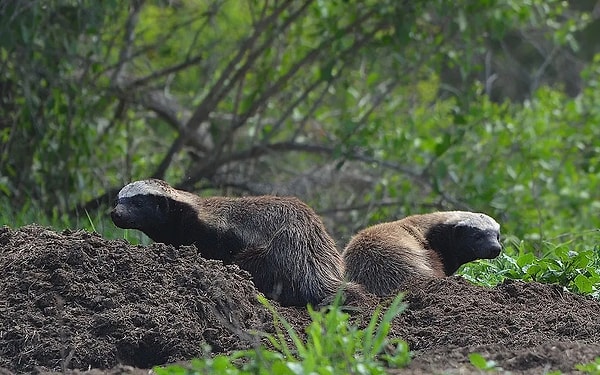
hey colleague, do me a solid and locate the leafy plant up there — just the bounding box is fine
[459,238,600,299]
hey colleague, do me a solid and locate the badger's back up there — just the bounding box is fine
[342,221,445,296]
[213,195,347,306]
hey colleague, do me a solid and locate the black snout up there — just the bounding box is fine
[481,240,502,259]
[474,229,503,259]
[489,242,502,258]
[110,205,129,228]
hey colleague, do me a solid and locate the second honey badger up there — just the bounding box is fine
[111,179,363,307]
[343,211,502,296]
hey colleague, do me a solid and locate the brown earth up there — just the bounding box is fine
[0,225,599,374]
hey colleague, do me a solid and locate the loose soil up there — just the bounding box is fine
[1,225,599,374]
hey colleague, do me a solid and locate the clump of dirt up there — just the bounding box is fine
[1,225,600,374]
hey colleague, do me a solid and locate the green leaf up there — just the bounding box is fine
[211,355,233,372]
[153,364,188,375]
[468,353,489,369]
[516,253,536,268]
[525,264,542,278]
[573,274,594,294]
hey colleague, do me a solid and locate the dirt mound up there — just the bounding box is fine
[0,225,272,373]
[392,277,600,373]
[1,225,599,374]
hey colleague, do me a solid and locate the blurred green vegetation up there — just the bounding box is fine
[1,0,599,294]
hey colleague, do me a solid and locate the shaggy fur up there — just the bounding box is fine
[342,211,502,296]
[111,179,362,307]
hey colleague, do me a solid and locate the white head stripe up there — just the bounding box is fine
[117,180,171,199]
[443,211,500,231]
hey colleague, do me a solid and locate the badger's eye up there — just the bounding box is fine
[474,232,485,240]
[131,197,144,208]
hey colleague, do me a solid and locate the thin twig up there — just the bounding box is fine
[127,55,203,88]
[110,0,145,88]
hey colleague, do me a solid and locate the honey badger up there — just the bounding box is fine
[342,211,502,296]
[110,179,358,307]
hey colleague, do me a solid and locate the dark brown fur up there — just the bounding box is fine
[111,179,365,307]
[342,211,502,296]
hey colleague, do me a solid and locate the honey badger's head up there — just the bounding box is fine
[449,211,502,259]
[425,211,502,275]
[111,179,173,234]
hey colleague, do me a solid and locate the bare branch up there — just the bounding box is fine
[175,15,405,188]
[229,9,379,133]
[96,11,211,82]
[222,0,316,103]
[127,55,203,89]
[110,0,145,88]
[186,1,300,129]
[101,98,126,136]
[152,1,310,176]
[175,138,474,211]
[294,74,345,140]
[151,137,183,179]
[179,140,423,191]
[269,79,329,140]
[137,91,185,130]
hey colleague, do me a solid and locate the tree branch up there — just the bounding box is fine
[110,0,145,88]
[151,1,311,177]
[187,1,300,129]
[127,54,203,89]
[229,9,379,133]
[179,140,423,191]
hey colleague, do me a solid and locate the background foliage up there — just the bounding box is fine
[1,0,600,281]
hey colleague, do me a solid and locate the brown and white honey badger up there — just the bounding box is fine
[111,179,363,307]
[342,211,502,296]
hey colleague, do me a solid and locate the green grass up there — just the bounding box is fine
[0,198,151,244]
[153,293,411,375]
[577,357,600,374]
